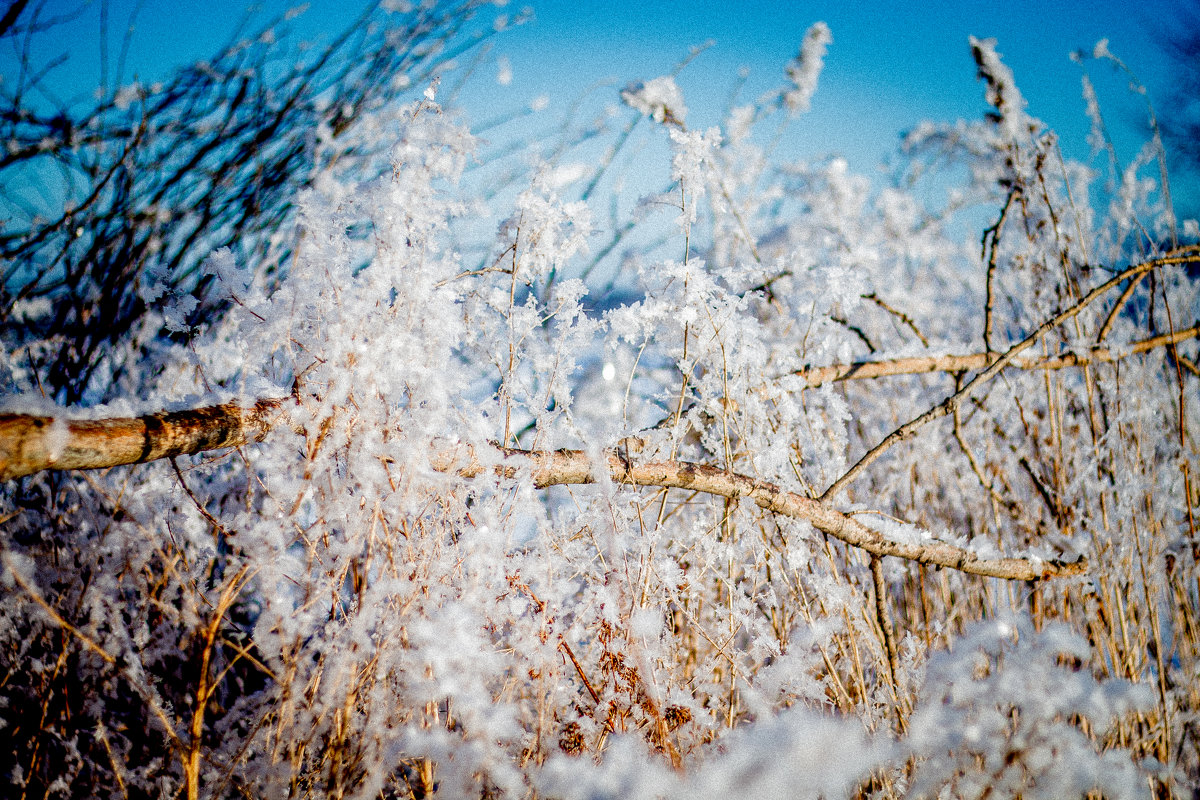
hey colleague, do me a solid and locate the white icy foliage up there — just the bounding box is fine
[499,171,592,285]
[540,710,878,800]
[1,28,1191,800]
[204,245,253,294]
[784,22,832,114]
[621,75,688,125]
[969,36,1031,143]
[906,619,1155,799]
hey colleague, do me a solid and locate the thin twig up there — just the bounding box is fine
[559,640,602,706]
[870,555,899,685]
[1095,270,1148,344]
[172,458,226,534]
[3,554,116,664]
[830,314,876,353]
[953,399,1005,506]
[863,292,929,347]
[793,320,1200,388]
[818,254,1195,503]
[981,188,1017,354]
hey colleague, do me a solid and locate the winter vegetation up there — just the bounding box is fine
[2,2,1199,798]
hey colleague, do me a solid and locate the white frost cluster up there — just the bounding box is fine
[621,75,687,125]
[784,22,832,114]
[204,245,253,294]
[906,619,1155,800]
[0,21,1191,800]
[969,35,1031,142]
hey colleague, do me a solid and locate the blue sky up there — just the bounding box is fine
[9,0,1197,213]
[491,0,1193,205]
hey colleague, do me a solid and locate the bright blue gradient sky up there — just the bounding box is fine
[492,0,1196,214]
[9,0,1197,213]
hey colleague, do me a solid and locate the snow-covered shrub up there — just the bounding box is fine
[905,618,1154,799]
[2,17,1198,800]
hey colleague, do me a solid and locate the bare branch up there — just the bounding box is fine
[0,0,30,39]
[819,252,1199,502]
[0,401,1083,581]
[794,320,1200,387]
[0,398,286,481]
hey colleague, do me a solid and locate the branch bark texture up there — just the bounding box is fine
[482,447,1085,581]
[794,323,1200,387]
[0,399,284,481]
[0,402,1085,581]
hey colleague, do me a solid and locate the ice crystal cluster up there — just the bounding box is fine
[1,17,1198,800]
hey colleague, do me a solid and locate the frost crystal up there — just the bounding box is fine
[970,36,1031,141]
[784,22,832,114]
[621,76,687,126]
[204,246,252,293]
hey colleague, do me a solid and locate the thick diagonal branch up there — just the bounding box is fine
[465,446,1084,581]
[1,402,1081,581]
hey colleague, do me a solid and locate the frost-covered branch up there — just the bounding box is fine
[0,398,286,481]
[820,251,1199,501]
[0,403,1084,580]
[483,446,1086,581]
[795,319,1200,387]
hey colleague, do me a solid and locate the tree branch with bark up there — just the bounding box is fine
[0,397,1085,581]
[6,252,1196,582]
